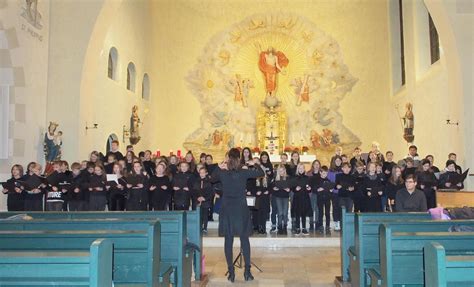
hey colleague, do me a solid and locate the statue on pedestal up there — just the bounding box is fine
[402,102,414,143]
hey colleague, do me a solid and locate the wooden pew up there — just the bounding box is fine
[436,190,474,208]
[347,212,430,287]
[373,225,474,287]
[0,238,113,287]
[340,209,355,282]
[0,219,176,287]
[0,212,196,287]
[0,209,203,281]
[424,242,474,287]
[353,216,474,287]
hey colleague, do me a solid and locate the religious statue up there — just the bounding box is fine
[291,74,311,106]
[130,105,141,145]
[43,122,62,163]
[402,102,414,143]
[258,46,289,97]
[229,74,253,107]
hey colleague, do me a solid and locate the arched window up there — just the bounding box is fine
[126,62,136,92]
[142,73,150,100]
[108,47,118,80]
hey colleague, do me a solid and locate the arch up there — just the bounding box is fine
[107,47,118,80]
[142,73,150,100]
[126,62,136,92]
[106,133,119,154]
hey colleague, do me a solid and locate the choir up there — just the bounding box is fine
[0,141,467,235]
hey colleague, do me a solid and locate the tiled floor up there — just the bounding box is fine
[194,247,340,287]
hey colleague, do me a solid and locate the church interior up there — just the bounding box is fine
[0,0,473,286]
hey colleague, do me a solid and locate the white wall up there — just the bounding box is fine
[385,0,464,168]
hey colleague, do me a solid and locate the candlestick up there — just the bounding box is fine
[177,149,182,158]
[169,150,173,156]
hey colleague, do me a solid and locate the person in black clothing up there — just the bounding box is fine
[205,154,218,221]
[45,168,68,211]
[245,166,259,232]
[23,163,46,211]
[271,165,291,235]
[124,151,136,174]
[104,153,116,175]
[402,158,417,179]
[288,151,300,232]
[185,151,197,174]
[448,153,462,174]
[106,140,124,161]
[313,166,335,234]
[439,160,464,190]
[416,159,438,209]
[292,163,312,235]
[307,160,321,231]
[382,151,396,179]
[257,152,273,234]
[336,162,356,213]
[395,174,427,212]
[168,155,179,176]
[106,163,127,211]
[193,167,214,232]
[142,150,156,176]
[68,162,88,211]
[172,161,193,210]
[362,162,385,212]
[88,164,107,211]
[350,147,366,170]
[149,163,171,211]
[1,164,25,211]
[425,155,440,173]
[126,161,149,211]
[384,165,404,212]
[211,148,264,282]
[330,156,343,230]
[269,154,290,232]
[351,162,366,212]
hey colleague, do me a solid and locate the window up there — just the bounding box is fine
[398,0,406,86]
[428,14,440,64]
[127,62,136,92]
[142,73,150,100]
[108,47,118,80]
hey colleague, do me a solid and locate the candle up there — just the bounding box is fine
[169,150,173,156]
[177,149,182,158]
[156,150,161,157]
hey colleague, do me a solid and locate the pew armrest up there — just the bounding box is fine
[367,268,382,287]
[348,246,357,261]
[185,242,201,258]
[159,263,175,285]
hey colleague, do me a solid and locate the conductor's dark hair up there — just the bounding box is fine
[227,148,241,171]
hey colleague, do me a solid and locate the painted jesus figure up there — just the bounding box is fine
[258,47,289,97]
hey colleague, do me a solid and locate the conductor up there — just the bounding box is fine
[212,148,264,282]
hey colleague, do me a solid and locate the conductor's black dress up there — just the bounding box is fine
[213,166,264,237]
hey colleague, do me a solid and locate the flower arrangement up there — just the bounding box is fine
[252,147,261,153]
[284,146,292,152]
[302,146,309,153]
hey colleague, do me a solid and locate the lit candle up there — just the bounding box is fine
[156,149,161,157]
[177,149,182,158]
[169,150,173,156]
